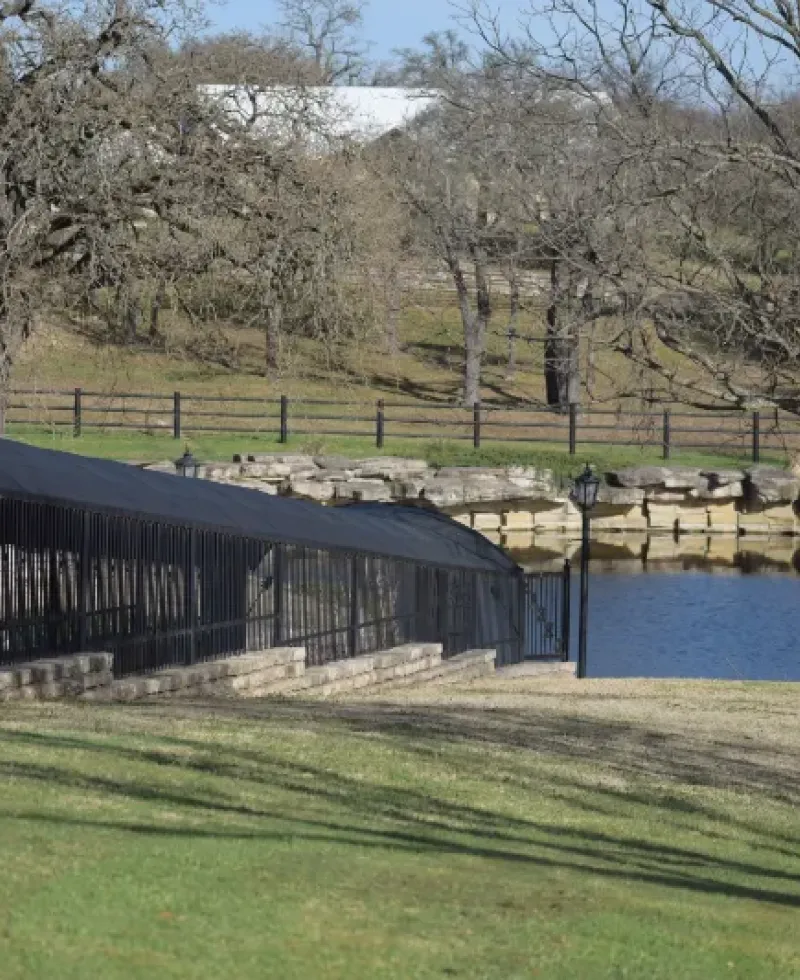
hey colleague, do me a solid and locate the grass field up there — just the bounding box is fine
[7,426,781,478]
[0,675,798,979]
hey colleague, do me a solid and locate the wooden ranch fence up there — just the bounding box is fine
[5,387,800,461]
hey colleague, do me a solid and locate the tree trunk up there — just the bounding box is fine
[0,348,9,437]
[265,302,282,374]
[149,279,167,343]
[384,272,401,355]
[544,258,580,411]
[506,275,520,379]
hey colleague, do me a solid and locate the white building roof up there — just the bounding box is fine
[199,85,439,147]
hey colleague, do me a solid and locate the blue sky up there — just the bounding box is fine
[208,0,528,61]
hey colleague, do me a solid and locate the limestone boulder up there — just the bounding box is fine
[242,453,318,469]
[595,486,645,506]
[334,479,393,503]
[313,455,359,475]
[356,457,429,479]
[608,465,705,491]
[745,467,800,505]
[396,479,465,508]
[434,467,505,483]
[198,462,242,481]
[701,468,746,489]
[239,461,292,479]
[289,479,335,502]
[140,461,179,475]
[691,482,744,500]
[233,479,279,495]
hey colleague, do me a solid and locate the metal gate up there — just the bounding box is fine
[522,562,571,661]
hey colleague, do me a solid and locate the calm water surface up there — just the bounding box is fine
[571,569,800,681]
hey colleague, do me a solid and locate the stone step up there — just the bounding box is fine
[253,646,445,700]
[373,649,496,692]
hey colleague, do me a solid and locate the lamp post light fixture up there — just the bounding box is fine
[570,463,600,679]
[174,448,199,478]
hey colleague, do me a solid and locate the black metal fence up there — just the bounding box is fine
[0,496,567,677]
[6,387,800,460]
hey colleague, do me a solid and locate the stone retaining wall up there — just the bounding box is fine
[137,454,800,540]
[0,652,113,701]
[0,644,499,703]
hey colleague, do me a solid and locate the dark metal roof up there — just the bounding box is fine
[0,439,518,574]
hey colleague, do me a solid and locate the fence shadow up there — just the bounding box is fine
[1,695,799,909]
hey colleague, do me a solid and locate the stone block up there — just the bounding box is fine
[472,511,502,532]
[0,670,16,692]
[644,489,689,503]
[739,502,797,534]
[705,536,739,563]
[646,502,679,531]
[590,503,648,532]
[706,501,739,533]
[88,653,114,673]
[12,666,34,687]
[449,512,471,526]
[35,681,66,700]
[502,530,535,552]
[645,535,677,560]
[502,509,535,532]
[676,503,710,532]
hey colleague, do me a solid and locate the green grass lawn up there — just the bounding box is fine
[0,676,798,979]
[6,427,783,480]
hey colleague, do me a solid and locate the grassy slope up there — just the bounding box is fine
[8,296,789,467]
[0,676,798,979]
[14,294,695,407]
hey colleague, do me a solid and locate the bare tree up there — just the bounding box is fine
[276,0,370,83]
[470,0,800,416]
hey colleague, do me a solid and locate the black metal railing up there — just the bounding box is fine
[0,496,568,678]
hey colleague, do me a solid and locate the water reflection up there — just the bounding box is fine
[504,533,800,681]
[505,532,800,577]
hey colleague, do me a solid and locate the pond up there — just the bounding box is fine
[508,541,800,682]
[571,567,800,681]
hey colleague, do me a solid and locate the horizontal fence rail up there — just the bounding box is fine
[5,387,800,460]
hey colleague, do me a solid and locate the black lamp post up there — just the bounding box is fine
[570,463,600,679]
[174,448,199,478]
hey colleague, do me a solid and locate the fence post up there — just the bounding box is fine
[568,403,577,455]
[347,556,360,658]
[752,410,760,464]
[437,569,449,654]
[517,570,528,665]
[73,387,82,438]
[173,391,181,440]
[187,528,197,666]
[376,399,385,449]
[78,511,91,650]
[561,558,571,663]
[473,400,481,449]
[279,395,289,444]
[272,545,284,647]
[662,409,671,460]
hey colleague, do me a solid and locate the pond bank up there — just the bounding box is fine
[139,452,800,539]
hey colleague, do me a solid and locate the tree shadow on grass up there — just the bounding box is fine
[1,700,799,909]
